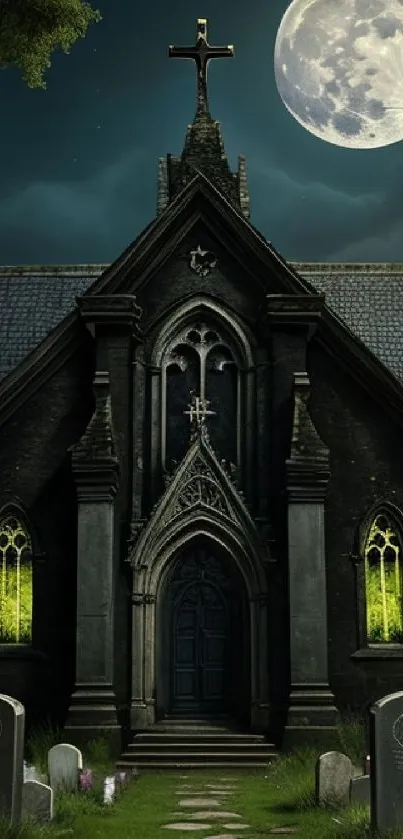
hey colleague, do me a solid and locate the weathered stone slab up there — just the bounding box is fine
[163,824,212,831]
[186,811,242,820]
[349,774,370,807]
[223,825,250,831]
[48,743,83,792]
[315,750,353,807]
[370,691,403,831]
[0,694,25,826]
[179,798,222,807]
[22,780,53,822]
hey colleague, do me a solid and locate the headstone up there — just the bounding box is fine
[349,775,370,807]
[370,690,403,831]
[315,751,353,807]
[0,694,25,825]
[23,762,46,783]
[22,780,53,822]
[48,743,83,793]
[103,775,116,804]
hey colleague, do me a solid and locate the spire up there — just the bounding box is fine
[169,18,234,118]
[157,18,250,218]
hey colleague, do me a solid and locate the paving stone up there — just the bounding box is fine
[179,798,222,807]
[207,784,238,790]
[185,812,243,820]
[223,825,250,831]
[163,824,212,831]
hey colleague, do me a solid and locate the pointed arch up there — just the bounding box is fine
[0,501,37,645]
[128,433,270,731]
[148,295,256,486]
[358,501,403,645]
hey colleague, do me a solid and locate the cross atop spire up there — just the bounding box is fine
[169,18,234,116]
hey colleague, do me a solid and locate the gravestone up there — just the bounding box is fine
[48,743,83,792]
[370,690,403,831]
[22,780,53,822]
[315,751,353,807]
[350,775,370,807]
[103,775,116,803]
[0,694,25,825]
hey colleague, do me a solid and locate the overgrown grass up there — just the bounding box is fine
[2,713,403,838]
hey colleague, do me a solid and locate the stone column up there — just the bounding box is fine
[283,372,339,749]
[65,372,121,754]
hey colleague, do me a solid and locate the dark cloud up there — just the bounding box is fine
[0,0,403,266]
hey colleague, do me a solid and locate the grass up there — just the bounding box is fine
[1,712,403,838]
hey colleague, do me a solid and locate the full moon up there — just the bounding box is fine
[274,0,403,149]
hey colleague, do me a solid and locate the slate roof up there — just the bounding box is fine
[1,262,403,386]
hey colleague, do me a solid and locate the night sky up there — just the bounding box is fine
[0,0,402,265]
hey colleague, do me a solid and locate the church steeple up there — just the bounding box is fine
[157,19,250,218]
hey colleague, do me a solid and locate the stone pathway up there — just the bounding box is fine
[161,776,251,836]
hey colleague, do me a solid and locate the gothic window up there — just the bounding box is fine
[364,512,403,644]
[0,512,33,644]
[163,323,238,470]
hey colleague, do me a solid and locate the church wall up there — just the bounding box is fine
[307,338,403,711]
[0,344,94,728]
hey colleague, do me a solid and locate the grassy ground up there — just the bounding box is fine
[2,712,403,839]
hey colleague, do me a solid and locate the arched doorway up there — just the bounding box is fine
[158,538,249,722]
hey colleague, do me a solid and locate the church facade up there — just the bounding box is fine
[2,20,403,752]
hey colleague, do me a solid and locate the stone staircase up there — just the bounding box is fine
[116,717,279,771]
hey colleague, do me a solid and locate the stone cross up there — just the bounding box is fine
[169,18,234,114]
[184,392,216,438]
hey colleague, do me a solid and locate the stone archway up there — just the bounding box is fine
[129,512,270,733]
[157,536,250,724]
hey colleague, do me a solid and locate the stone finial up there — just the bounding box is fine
[157,157,169,215]
[237,155,250,219]
[290,372,329,461]
[286,372,330,501]
[70,372,119,464]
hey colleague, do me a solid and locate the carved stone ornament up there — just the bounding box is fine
[189,244,218,278]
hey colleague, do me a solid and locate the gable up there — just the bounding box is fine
[1,173,403,428]
[129,428,266,568]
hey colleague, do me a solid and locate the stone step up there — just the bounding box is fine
[126,742,272,753]
[116,759,273,771]
[119,749,278,762]
[132,733,266,743]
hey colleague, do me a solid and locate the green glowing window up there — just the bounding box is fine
[0,514,33,644]
[365,513,403,644]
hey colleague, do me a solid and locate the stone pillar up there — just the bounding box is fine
[65,372,121,754]
[283,371,339,749]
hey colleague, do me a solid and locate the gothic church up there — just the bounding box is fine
[1,19,403,755]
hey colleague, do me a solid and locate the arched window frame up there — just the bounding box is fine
[149,298,255,489]
[0,502,40,647]
[357,502,403,648]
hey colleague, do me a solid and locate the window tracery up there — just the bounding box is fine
[0,513,33,644]
[364,512,403,643]
[162,322,238,469]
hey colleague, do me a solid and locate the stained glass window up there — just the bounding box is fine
[0,514,33,644]
[364,513,403,643]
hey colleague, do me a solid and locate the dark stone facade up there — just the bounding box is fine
[2,25,403,748]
